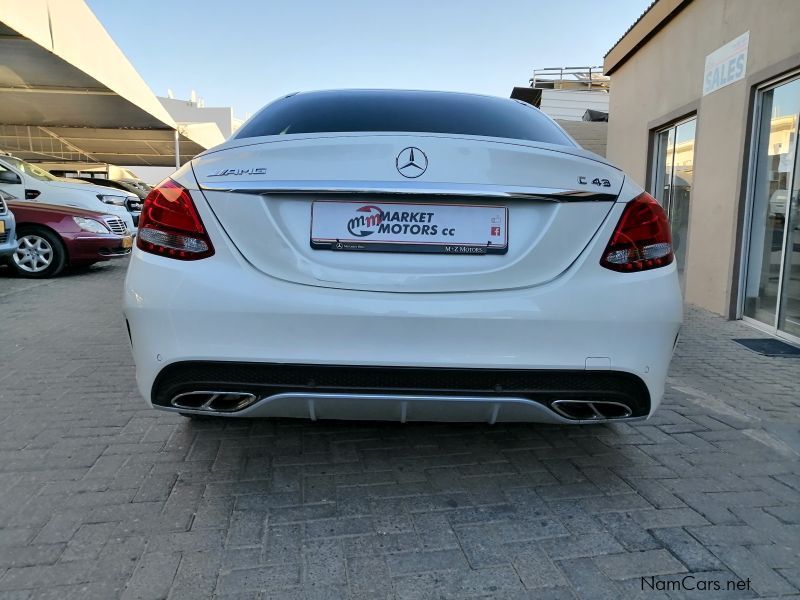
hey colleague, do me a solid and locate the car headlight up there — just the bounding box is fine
[97,194,127,206]
[73,216,110,234]
[126,196,142,211]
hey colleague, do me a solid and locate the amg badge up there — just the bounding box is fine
[207,167,267,177]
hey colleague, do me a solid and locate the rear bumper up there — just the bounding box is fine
[124,241,683,422]
[151,361,650,424]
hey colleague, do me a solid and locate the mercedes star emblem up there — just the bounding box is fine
[396,147,428,178]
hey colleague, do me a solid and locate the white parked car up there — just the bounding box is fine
[124,90,682,424]
[0,155,135,233]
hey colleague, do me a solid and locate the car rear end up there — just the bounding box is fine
[124,90,682,424]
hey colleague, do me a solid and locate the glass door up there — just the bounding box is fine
[652,117,696,289]
[778,120,800,337]
[743,77,800,341]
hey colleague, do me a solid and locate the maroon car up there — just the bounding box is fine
[4,200,132,278]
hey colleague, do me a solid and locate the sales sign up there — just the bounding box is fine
[703,31,749,96]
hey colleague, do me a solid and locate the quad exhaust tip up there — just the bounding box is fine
[170,391,257,413]
[551,399,633,421]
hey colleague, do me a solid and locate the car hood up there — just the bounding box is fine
[47,179,130,197]
[7,200,113,220]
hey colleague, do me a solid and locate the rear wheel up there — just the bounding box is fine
[10,227,66,279]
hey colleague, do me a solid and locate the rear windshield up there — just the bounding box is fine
[234,90,574,146]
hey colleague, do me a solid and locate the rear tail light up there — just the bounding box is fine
[600,192,673,272]
[136,178,214,260]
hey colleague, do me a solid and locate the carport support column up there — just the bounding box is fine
[174,128,180,169]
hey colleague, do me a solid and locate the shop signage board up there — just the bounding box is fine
[703,31,749,96]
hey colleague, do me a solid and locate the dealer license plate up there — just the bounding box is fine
[310,201,508,254]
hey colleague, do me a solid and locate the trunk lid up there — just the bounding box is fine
[193,134,623,293]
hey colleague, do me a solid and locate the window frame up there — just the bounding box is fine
[737,67,800,344]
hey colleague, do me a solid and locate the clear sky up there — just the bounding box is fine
[87,0,651,119]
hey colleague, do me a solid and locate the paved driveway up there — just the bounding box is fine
[0,260,798,599]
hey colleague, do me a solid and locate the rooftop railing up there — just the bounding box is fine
[530,66,610,91]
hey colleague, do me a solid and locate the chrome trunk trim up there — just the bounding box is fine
[197,180,618,202]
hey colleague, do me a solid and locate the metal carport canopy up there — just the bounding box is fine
[0,0,224,166]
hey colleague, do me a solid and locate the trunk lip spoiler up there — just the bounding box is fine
[194,132,621,171]
[196,180,618,202]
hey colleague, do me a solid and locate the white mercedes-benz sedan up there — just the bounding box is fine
[124,89,682,424]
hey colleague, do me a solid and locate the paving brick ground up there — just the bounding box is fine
[0,259,798,599]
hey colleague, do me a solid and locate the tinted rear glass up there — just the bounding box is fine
[234,90,574,145]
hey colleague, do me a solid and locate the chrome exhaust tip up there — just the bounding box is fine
[170,391,257,413]
[550,399,633,421]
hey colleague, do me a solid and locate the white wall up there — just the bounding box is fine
[539,90,609,121]
[126,165,174,185]
[159,97,237,138]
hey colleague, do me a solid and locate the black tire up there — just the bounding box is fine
[10,226,67,279]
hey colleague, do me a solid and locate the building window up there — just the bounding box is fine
[743,76,800,340]
[651,117,696,289]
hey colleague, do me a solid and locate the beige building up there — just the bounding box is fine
[604,0,800,344]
